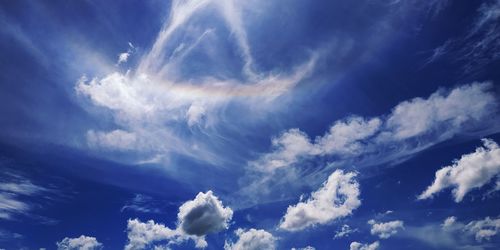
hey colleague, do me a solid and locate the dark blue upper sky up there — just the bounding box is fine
[1,0,500,249]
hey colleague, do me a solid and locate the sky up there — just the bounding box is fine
[0,0,500,249]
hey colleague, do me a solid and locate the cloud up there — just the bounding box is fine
[125,191,232,249]
[279,170,361,231]
[442,216,500,242]
[121,194,162,214]
[334,224,358,239]
[349,241,380,250]
[418,138,500,202]
[76,0,320,166]
[253,117,381,172]
[56,235,103,250]
[125,219,206,250]
[224,228,276,250]
[0,175,48,220]
[400,215,500,249]
[178,190,233,236]
[291,246,315,250]
[368,219,404,239]
[242,82,498,205]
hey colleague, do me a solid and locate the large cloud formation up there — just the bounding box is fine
[224,228,276,250]
[418,138,500,202]
[125,191,232,249]
[368,219,404,239]
[279,170,360,231]
[243,82,499,205]
[56,235,103,250]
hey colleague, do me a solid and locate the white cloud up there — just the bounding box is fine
[291,246,315,250]
[87,129,138,151]
[279,170,360,231]
[0,175,48,220]
[243,82,498,206]
[224,228,276,250]
[442,216,500,242]
[117,42,135,65]
[56,235,103,250]
[125,218,204,250]
[368,219,404,239]
[418,138,500,202]
[349,241,380,250]
[77,0,320,166]
[178,191,233,236]
[334,224,358,239]
[253,117,381,172]
[383,83,495,140]
[125,191,232,249]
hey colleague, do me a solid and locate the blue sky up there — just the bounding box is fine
[1,0,500,249]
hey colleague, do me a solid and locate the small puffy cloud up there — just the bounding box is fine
[349,241,380,250]
[279,170,361,231]
[178,191,233,236]
[117,42,135,65]
[224,228,276,250]
[418,138,500,202]
[334,224,358,239]
[368,219,404,239]
[125,191,232,249]
[56,235,103,250]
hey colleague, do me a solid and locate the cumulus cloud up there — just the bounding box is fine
[279,170,361,231]
[56,235,103,250]
[224,228,276,250]
[125,191,232,249]
[334,224,358,239]
[368,219,404,239]
[349,241,380,250]
[418,138,500,202]
[178,191,233,236]
[117,42,134,65]
[125,218,206,250]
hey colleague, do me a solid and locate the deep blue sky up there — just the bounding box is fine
[1,1,500,249]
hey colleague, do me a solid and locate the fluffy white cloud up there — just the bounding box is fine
[442,216,500,242]
[384,83,495,140]
[418,138,500,202]
[178,191,233,236]
[253,117,381,172]
[224,228,276,250]
[279,170,361,231]
[125,219,206,250]
[368,219,404,239]
[334,224,358,239]
[349,241,380,250]
[56,235,102,250]
[242,83,498,205]
[125,191,232,249]
[254,82,497,173]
